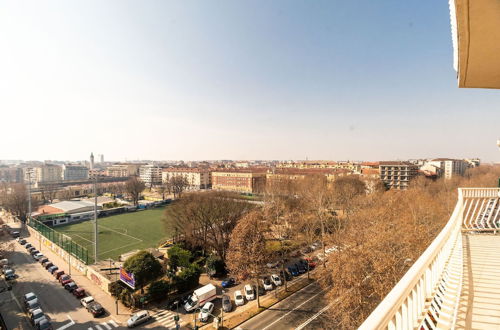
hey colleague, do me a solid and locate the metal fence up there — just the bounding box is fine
[28,218,90,264]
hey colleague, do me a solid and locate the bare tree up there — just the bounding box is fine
[125,176,146,206]
[39,183,59,203]
[226,210,268,307]
[163,191,252,263]
[170,176,189,199]
[1,183,35,222]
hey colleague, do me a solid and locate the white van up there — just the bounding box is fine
[184,284,217,312]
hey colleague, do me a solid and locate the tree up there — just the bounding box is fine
[39,183,59,203]
[0,183,35,222]
[170,176,189,199]
[125,176,145,206]
[148,280,170,302]
[167,245,192,273]
[226,210,268,307]
[332,176,366,221]
[164,191,252,264]
[123,250,163,288]
[173,264,202,293]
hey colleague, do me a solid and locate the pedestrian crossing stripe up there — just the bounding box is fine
[151,310,178,327]
[88,320,119,330]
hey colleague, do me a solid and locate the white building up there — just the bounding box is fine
[139,165,163,187]
[423,159,468,180]
[62,164,89,181]
[162,168,211,190]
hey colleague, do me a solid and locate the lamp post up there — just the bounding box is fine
[221,290,225,329]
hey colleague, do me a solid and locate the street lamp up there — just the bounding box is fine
[221,290,225,329]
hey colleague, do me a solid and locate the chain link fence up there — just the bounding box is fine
[28,218,89,264]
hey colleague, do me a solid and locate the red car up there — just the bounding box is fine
[59,275,72,285]
[304,257,317,269]
[73,288,86,298]
[54,270,65,280]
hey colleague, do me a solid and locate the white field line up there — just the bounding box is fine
[261,287,324,330]
[99,241,143,255]
[98,224,143,242]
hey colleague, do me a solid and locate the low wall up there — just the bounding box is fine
[26,225,113,295]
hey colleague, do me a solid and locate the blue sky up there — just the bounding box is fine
[1,1,499,162]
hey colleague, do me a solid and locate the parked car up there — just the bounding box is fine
[198,302,214,322]
[11,231,20,238]
[73,288,86,298]
[42,261,53,269]
[0,259,8,266]
[222,295,232,313]
[271,274,283,286]
[48,266,58,274]
[295,263,306,274]
[221,278,236,288]
[27,247,36,253]
[33,253,44,261]
[288,266,299,277]
[26,299,41,313]
[262,277,273,291]
[54,270,65,279]
[60,275,72,286]
[244,284,255,301]
[64,281,78,292]
[234,290,245,306]
[37,319,52,330]
[30,250,40,256]
[39,258,49,264]
[4,269,16,280]
[304,257,317,269]
[87,302,105,317]
[30,308,46,326]
[81,296,95,308]
[280,269,292,281]
[25,243,33,249]
[19,239,27,245]
[24,292,37,306]
[127,310,151,328]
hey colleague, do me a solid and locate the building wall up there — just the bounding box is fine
[35,165,63,183]
[62,165,89,181]
[212,171,266,193]
[379,163,419,190]
[0,166,23,183]
[161,168,211,189]
[139,165,163,187]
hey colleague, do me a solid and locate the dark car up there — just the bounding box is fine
[54,270,65,279]
[64,282,78,293]
[167,299,182,311]
[280,270,293,281]
[27,247,36,253]
[221,278,236,288]
[19,239,27,245]
[87,302,105,317]
[72,287,86,298]
[47,266,58,274]
[30,249,40,256]
[288,266,299,276]
[43,261,53,269]
[39,258,49,264]
[295,263,306,274]
[25,243,33,249]
[37,319,53,330]
[60,275,72,286]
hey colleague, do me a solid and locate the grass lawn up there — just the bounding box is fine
[55,207,171,262]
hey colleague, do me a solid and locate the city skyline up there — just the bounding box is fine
[1,1,499,162]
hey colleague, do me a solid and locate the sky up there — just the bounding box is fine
[1,1,499,162]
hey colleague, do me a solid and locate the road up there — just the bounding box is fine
[237,281,330,330]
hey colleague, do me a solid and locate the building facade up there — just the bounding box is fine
[423,159,468,180]
[139,165,163,187]
[0,166,23,183]
[34,165,63,183]
[106,164,140,177]
[379,162,419,190]
[212,170,266,194]
[161,168,211,189]
[62,164,89,181]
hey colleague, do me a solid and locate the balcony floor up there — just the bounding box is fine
[456,234,500,330]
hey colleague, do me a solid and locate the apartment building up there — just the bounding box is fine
[212,170,266,194]
[62,164,89,181]
[139,164,163,187]
[34,164,63,183]
[422,158,468,180]
[162,168,211,190]
[0,166,23,183]
[379,162,419,190]
[106,164,141,177]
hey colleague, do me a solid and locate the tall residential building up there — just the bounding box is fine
[139,165,163,187]
[34,164,63,183]
[0,166,23,183]
[379,162,419,190]
[162,168,211,190]
[212,170,266,194]
[106,164,140,177]
[423,159,468,180]
[62,164,89,181]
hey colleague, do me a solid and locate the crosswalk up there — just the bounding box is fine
[151,309,179,329]
[88,319,119,330]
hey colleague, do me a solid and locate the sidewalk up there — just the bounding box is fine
[18,222,132,325]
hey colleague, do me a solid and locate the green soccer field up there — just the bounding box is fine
[55,207,171,262]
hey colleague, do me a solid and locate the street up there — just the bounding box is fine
[236,281,330,330]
